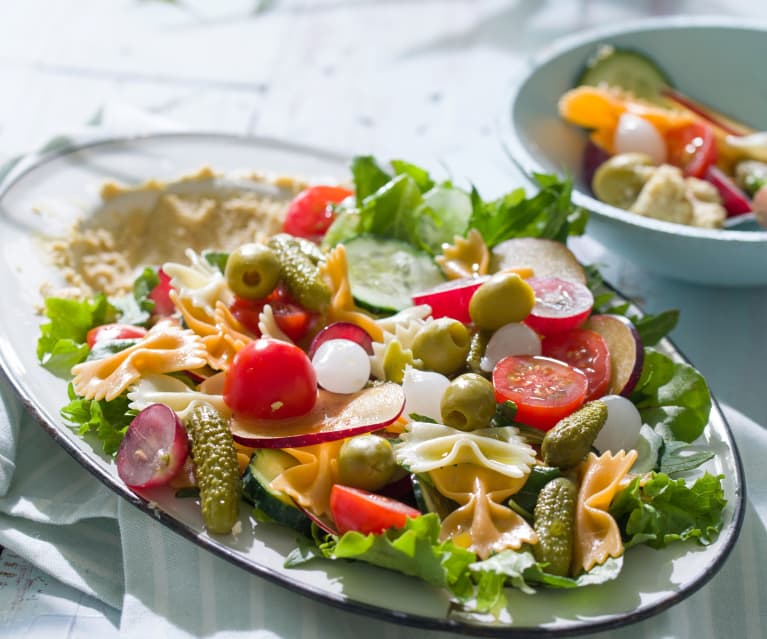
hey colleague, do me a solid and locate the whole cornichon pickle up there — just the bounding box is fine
[266,233,331,312]
[186,402,242,534]
[541,400,607,468]
[533,476,577,576]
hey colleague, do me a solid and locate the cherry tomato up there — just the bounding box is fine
[223,339,317,419]
[666,122,717,178]
[282,185,354,242]
[149,268,176,316]
[541,329,611,401]
[230,286,314,343]
[523,277,593,336]
[330,484,421,535]
[492,355,588,431]
[86,323,148,348]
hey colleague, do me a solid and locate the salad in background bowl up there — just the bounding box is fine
[503,17,767,286]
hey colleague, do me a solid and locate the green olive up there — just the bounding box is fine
[337,434,396,491]
[469,272,535,331]
[440,373,496,431]
[411,318,471,376]
[225,243,281,299]
[592,152,655,209]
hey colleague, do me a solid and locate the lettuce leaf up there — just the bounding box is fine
[59,384,134,455]
[36,294,118,377]
[609,472,726,549]
[630,349,712,443]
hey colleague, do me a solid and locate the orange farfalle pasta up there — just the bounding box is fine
[435,229,490,280]
[172,290,253,370]
[320,245,383,342]
[71,320,207,401]
[429,464,535,559]
[572,449,638,574]
[270,440,344,518]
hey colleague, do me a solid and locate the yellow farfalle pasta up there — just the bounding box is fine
[430,464,535,559]
[270,440,344,518]
[71,320,207,401]
[572,449,638,574]
[172,291,252,370]
[435,229,490,280]
[320,245,383,342]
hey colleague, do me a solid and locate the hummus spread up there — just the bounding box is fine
[49,168,310,298]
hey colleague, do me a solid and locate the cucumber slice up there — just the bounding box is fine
[342,235,445,313]
[577,45,671,101]
[242,449,312,535]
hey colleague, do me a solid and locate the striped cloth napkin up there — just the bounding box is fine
[1,112,765,637]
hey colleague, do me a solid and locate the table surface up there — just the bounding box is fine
[1,0,766,636]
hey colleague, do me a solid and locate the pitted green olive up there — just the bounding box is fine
[337,434,396,491]
[592,152,655,209]
[440,373,496,431]
[411,318,471,376]
[469,272,535,330]
[225,243,281,300]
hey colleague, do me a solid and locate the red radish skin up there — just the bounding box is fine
[585,314,644,397]
[308,322,374,358]
[116,404,189,489]
[149,269,176,316]
[230,383,405,448]
[704,166,752,217]
[412,277,488,324]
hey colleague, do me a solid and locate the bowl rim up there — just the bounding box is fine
[501,14,767,243]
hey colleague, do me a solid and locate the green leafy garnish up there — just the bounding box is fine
[36,294,118,377]
[610,472,726,549]
[60,384,135,455]
[132,267,159,315]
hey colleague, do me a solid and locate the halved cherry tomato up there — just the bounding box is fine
[149,268,176,316]
[282,185,354,242]
[666,122,717,178]
[230,286,314,343]
[223,338,317,420]
[330,484,421,535]
[541,329,611,401]
[523,277,593,337]
[492,355,588,431]
[86,323,148,348]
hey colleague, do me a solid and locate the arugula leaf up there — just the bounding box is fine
[390,159,435,193]
[631,349,712,443]
[610,472,726,549]
[36,294,118,377]
[658,440,715,475]
[358,173,423,242]
[60,384,134,455]
[633,309,680,347]
[203,250,229,273]
[351,155,392,203]
[132,266,159,315]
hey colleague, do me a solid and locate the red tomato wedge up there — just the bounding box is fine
[224,339,317,420]
[492,355,588,431]
[523,277,594,336]
[87,323,148,348]
[666,122,717,179]
[149,268,176,316]
[282,185,354,242]
[541,329,611,401]
[330,484,421,535]
[230,286,314,343]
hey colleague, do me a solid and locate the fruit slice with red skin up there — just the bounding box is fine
[584,314,644,396]
[412,276,488,324]
[230,382,405,448]
[492,355,588,431]
[308,321,374,359]
[330,484,421,535]
[116,404,189,489]
[87,323,148,348]
[704,166,752,217]
[542,328,612,401]
[149,269,176,316]
[524,277,594,336]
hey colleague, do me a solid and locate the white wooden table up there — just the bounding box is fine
[2,1,766,635]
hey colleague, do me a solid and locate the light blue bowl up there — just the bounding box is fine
[503,17,767,286]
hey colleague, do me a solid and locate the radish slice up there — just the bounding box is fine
[585,314,644,397]
[116,403,189,489]
[312,339,371,394]
[230,383,405,448]
[524,277,594,336]
[593,395,643,454]
[308,321,374,358]
[480,323,541,372]
[411,277,488,324]
[704,166,752,217]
